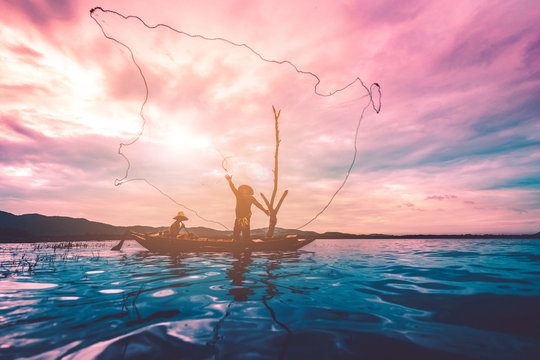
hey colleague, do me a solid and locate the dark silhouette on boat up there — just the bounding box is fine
[125,230,316,253]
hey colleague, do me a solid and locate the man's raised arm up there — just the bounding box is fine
[225,174,237,195]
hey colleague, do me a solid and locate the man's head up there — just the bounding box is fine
[238,185,254,195]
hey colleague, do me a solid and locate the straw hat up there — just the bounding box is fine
[238,185,254,195]
[173,211,189,221]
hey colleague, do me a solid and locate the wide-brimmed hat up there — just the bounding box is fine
[173,211,188,221]
[238,185,254,195]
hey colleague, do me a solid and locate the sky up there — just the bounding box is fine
[1,0,539,234]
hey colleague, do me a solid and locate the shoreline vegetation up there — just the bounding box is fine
[1,210,539,243]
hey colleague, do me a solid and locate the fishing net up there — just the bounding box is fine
[90,7,381,230]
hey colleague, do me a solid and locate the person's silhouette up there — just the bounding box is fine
[225,175,269,243]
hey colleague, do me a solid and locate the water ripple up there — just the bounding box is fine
[0,239,539,359]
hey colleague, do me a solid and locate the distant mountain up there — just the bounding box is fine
[0,226,35,241]
[1,211,539,242]
[0,211,124,237]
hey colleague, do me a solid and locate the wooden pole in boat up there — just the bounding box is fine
[261,105,288,238]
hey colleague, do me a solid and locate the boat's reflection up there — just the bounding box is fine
[213,250,310,359]
[225,250,308,300]
[125,248,313,358]
[226,251,254,301]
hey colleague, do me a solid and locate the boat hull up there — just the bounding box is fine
[129,231,316,253]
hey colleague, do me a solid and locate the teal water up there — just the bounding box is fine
[1,239,539,359]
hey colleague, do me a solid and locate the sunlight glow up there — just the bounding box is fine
[4,166,33,177]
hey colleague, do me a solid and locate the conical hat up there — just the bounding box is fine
[238,185,254,195]
[173,211,188,221]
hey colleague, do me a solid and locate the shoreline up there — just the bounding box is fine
[1,233,539,243]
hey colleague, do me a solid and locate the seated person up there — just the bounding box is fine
[168,211,193,239]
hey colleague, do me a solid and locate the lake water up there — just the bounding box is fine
[1,239,539,359]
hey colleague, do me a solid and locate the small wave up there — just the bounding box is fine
[425,250,480,258]
[99,289,124,294]
[0,280,58,291]
[65,322,215,359]
[152,289,175,297]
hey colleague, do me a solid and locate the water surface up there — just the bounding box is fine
[1,239,539,359]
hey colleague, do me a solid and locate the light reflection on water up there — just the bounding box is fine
[0,239,539,359]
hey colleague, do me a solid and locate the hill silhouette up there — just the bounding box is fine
[0,210,538,242]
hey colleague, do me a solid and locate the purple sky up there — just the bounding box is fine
[1,0,539,234]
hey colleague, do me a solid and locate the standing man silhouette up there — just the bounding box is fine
[225,175,269,243]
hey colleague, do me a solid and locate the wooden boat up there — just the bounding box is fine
[128,231,316,253]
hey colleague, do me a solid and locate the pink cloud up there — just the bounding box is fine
[0,84,52,103]
[1,115,46,141]
[1,0,77,28]
[425,195,457,201]
[8,43,43,58]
